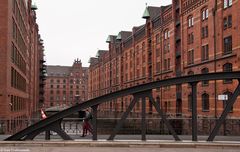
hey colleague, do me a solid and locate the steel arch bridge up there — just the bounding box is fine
[5,71,240,141]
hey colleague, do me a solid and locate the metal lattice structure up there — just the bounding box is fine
[5,72,240,141]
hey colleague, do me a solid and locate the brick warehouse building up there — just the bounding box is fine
[88,0,240,134]
[0,0,46,134]
[44,59,88,108]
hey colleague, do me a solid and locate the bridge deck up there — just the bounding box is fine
[0,140,240,152]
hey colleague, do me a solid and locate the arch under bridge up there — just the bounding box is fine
[5,71,240,142]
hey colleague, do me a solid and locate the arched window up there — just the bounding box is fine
[223,63,232,83]
[223,91,233,112]
[201,7,208,21]
[201,68,209,86]
[164,29,170,40]
[202,93,209,111]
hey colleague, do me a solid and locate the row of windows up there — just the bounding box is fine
[50,84,84,89]
[50,79,82,84]
[11,67,26,92]
[188,4,233,42]
[50,90,82,95]
[49,96,82,101]
[10,95,26,112]
[189,14,231,43]
[12,19,27,56]
[12,0,27,38]
[187,63,232,84]
[188,91,233,112]
[187,36,232,65]
[125,66,146,81]
[11,43,26,74]
[100,90,233,113]
[188,2,233,29]
[188,26,208,44]
[154,29,170,44]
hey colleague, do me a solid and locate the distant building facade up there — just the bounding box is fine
[88,0,240,124]
[44,59,88,108]
[0,0,46,134]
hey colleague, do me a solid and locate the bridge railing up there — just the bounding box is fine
[1,117,240,140]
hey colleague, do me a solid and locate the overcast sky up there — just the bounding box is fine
[36,0,172,67]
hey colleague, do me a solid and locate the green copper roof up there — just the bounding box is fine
[31,2,38,10]
[116,33,122,40]
[142,7,150,19]
[106,35,111,43]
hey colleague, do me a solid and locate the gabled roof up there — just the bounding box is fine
[106,35,117,43]
[96,50,108,57]
[142,6,161,19]
[116,31,132,41]
[46,65,71,77]
[88,57,98,64]
[142,5,172,20]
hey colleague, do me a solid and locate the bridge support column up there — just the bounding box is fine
[108,93,141,140]
[191,82,198,141]
[208,80,240,141]
[141,95,146,141]
[45,130,50,140]
[92,105,98,141]
[147,91,181,141]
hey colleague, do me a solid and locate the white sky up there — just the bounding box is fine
[36,0,172,67]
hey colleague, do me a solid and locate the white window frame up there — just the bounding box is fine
[206,9,209,19]
[224,0,228,8]
[202,10,205,20]
[229,0,232,6]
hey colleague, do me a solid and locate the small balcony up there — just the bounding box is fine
[175,4,180,10]
[39,82,46,87]
[175,20,180,26]
[39,90,45,94]
[175,36,181,42]
[176,70,181,77]
[176,91,182,100]
[176,50,181,58]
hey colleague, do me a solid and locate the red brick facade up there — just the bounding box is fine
[0,0,45,134]
[88,0,240,119]
[44,59,88,108]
